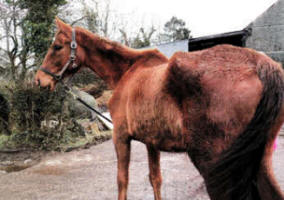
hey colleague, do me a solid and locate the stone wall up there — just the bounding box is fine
[246,0,284,64]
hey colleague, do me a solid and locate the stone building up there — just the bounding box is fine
[187,0,284,65]
[246,0,284,64]
[146,0,284,64]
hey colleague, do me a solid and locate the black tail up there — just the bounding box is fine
[207,61,284,200]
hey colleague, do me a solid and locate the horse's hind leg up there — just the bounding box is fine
[147,145,162,200]
[257,117,284,200]
[114,136,131,200]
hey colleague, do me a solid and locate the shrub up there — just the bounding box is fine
[72,68,107,89]
[0,67,109,150]
[0,93,10,135]
[0,81,85,150]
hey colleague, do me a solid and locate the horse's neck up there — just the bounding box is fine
[76,28,168,88]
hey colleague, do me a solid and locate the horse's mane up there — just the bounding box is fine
[75,27,167,63]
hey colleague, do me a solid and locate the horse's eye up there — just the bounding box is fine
[53,45,63,51]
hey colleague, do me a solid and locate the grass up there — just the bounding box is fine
[0,135,10,150]
[0,130,112,152]
[59,130,112,152]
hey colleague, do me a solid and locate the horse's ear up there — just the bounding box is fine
[55,17,72,34]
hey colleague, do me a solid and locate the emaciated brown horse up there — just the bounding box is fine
[35,18,284,200]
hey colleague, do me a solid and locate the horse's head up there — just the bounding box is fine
[35,18,85,90]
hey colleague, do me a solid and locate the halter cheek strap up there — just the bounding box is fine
[38,29,113,125]
[39,28,78,81]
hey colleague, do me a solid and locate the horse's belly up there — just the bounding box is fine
[131,123,188,152]
[155,138,188,152]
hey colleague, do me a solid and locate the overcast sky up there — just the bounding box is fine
[110,0,277,37]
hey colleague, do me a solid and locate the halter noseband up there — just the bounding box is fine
[39,28,78,81]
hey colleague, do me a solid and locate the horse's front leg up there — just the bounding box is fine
[147,145,162,200]
[114,136,131,200]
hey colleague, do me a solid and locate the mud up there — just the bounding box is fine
[0,150,46,173]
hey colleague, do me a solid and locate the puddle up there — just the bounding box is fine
[33,165,67,175]
[0,160,39,173]
[0,165,30,173]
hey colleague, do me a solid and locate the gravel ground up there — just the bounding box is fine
[0,135,283,200]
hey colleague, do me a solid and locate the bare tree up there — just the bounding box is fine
[119,28,130,46]
[68,0,118,39]
[0,0,33,81]
[59,0,160,48]
[100,0,110,37]
[119,25,157,48]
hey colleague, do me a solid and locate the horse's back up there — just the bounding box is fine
[167,45,283,134]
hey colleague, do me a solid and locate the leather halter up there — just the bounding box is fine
[38,28,113,124]
[39,28,78,81]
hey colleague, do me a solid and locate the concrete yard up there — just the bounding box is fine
[0,135,283,200]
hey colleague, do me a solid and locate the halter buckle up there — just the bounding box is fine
[54,74,62,81]
[70,41,77,49]
[72,63,77,69]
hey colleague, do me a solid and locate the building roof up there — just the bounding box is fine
[188,29,251,51]
[145,40,188,58]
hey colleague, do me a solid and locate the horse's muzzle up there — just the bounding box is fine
[34,70,56,91]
